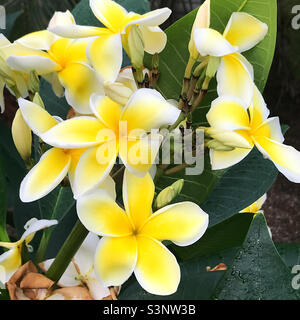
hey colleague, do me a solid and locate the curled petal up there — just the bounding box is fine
[139,26,167,54]
[134,236,180,295]
[20,148,71,202]
[223,12,268,53]
[20,219,58,245]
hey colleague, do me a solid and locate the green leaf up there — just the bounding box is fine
[169,213,254,261]
[35,186,75,262]
[118,247,238,300]
[38,186,75,221]
[212,213,300,300]
[0,154,9,242]
[0,289,10,300]
[275,243,300,269]
[201,148,278,227]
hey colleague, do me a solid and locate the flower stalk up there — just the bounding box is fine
[45,220,89,283]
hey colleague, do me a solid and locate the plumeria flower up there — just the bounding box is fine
[188,0,210,61]
[39,88,181,199]
[0,218,58,283]
[240,194,267,214]
[6,11,103,114]
[18,98,116,202]
[77,169,209,295]
[207,86,300,183]
[0,34,29,113]
[49,0,171,83]
[40,232,111,300]
[193,9,268,105]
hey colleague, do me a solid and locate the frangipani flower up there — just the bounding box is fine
[0,34,29,112]
[40,232,111,300]
[6,11,103,114]
[18,98,116,202]
[0,218,58,282]
[207,86,300,183]
[49,0,171,83]
[77,169,209,295]
[39,88,180,199]
[188,0,210,61]
[193,10,268,105]
[240,194,267,214]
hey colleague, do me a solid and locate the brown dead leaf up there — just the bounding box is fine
[206,263,227,272]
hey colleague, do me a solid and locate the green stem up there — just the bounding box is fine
[45,220,89,282]
[35,229,52,263]
[168,112,186,131]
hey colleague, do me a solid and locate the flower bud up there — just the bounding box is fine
[206,139,235,151]
[48,10,75,29]
[128,25,145,70]
[104,82,133,106]
[154,179,184,210]
[188,0,211,60]
[29,70,40,94]
[32,92,45,109]
[206,56,220,78]
[11,109,32,163]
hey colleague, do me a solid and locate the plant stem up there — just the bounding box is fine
[45,220,88,282]
[35,229,52,263]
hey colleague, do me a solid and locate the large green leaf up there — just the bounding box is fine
[275,243,300,269]
[212,213,300,300]
[201,148,278,227]
[118,247,238,300]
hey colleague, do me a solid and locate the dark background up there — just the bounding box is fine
[0,0,299,242]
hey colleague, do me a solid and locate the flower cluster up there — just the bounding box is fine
[0,0,299,299]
